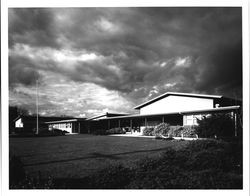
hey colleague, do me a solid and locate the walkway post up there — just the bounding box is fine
[130,119,132,134]
[234,111,237,137]
[108,120,110,130]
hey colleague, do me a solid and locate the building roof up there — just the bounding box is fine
[134,92,223,109]
[178,105,240,114]
[86,112,129,121]
[13,115,79,122]
[44,118,86,124]
[98,105,240,121]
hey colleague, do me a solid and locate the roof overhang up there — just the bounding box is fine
[86,114,107,121]
[179,105,240,115]
[99,112,180,120]
[98,106,240,121]
[44,119,84,124]
[13,115,22,122]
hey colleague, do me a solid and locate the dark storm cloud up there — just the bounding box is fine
[9,7,242,112]
[55,7,242,98]
[9,56,42,88]
[195,41,242,95]
[9,8,60,48]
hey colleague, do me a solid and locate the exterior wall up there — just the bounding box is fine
[140,95,214,115]
[15,118,23,128]
[49,123,73,133]
[48,122,87,133]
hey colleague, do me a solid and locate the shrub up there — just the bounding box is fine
[195,113,235,138]
[185,139,227,151]
[153,123,171,137]
[142,127,154,136]
[180,140,242,173]
[169,126,183,137]
[52,129,65,136]
[106,127,126,134]
[10,155,55,189]
[92,129,107,135]
[177,169,242,189]
[126,139,242,189]
[62,130,69,135]
[150,125,197,138]
[182,126,197,138]
[34,128,67,136]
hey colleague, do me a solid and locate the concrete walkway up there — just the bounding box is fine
[109,133,155,138]
[109,133,199,140]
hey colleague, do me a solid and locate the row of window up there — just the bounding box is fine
[50,123,72,129]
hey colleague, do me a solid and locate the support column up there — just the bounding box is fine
[118,120,121,128]
[234,112,237,137]
[145,118,147,127]
[162,116,164,123]
[87,122,90,133]
[78,122,81,133]
[108,120,110,130]
[130,119,132,133]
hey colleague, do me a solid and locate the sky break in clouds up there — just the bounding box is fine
[8,7,242,117]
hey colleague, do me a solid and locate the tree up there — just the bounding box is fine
[195,113,235,138]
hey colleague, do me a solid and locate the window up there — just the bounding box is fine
[184,114,202,125]
[186,115,194,125]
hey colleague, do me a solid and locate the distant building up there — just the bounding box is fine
[13,115,74,133]
[45,118,87,134]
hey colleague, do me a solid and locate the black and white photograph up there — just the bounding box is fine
[1,0,249,193]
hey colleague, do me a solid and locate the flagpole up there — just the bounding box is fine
[36,80,39,135]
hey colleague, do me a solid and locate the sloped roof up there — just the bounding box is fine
[44,118,86,124]
[134,92,222,109]
[86,112,129,121]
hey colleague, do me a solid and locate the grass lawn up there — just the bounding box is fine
[9,134,189,179]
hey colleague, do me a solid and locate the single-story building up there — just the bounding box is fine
[43,113,128,134]
[13,92,241,136]
[45,118,87,134]
[87,92,241,136]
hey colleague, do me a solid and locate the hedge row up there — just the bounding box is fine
[143,113,237,138]
[143,123,197,138]
[92,127,126,135]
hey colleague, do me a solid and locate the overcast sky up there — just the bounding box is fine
[9,7,242,117]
